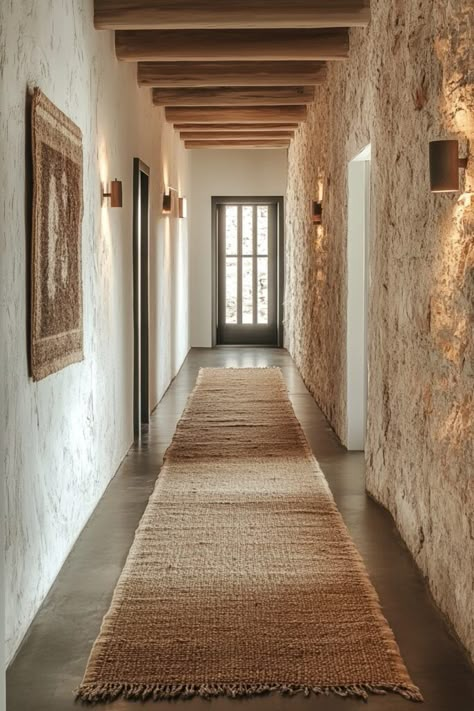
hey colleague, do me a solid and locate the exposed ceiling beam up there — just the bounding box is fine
[165,106,307,124]
[184,139,291,149]
[173,123,300,132]
[95,1,370,30]
[153,87,315,107]
[138,61,327,87]
[180,131,295,140]
[116,28,348,62]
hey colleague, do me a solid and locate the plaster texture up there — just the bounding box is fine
[285,0,474,660]
[0,0,189,664]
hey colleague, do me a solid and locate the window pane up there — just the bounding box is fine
[225,257,237,323]
[257,206,268,255]
[257,257,268,324]
[242,206,253,255]
[242,257,253,324]
[225,206,238,255]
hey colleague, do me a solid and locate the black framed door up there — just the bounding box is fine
[133,158,150,437]
[214,197,283,346]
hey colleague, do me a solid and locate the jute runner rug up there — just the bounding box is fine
[77,368,422,703]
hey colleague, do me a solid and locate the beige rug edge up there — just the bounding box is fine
[76,367,423,704]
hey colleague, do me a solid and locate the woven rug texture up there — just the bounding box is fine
[77,367,422,703]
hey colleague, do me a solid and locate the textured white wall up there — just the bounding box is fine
[0,0,189,664]
[148,119,190,406]
[188,149,288,347]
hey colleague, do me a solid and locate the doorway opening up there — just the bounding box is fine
[133,158,150,438]
[212,197,284,346]
[346,144,371,450]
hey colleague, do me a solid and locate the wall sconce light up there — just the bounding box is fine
[162,191,172,214]
[429,140,468,193]
[311,200,323,224]
[163,186,186,216]
[162,186,180,215]
[178,197,187,219]
[103,179,123,207]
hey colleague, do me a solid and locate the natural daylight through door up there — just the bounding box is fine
[224,204,269,325]
[216,199,279,346]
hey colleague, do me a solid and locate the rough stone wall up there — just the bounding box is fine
[286,0,474,659]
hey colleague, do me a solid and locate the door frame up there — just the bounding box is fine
[132,158,150,438]
[211,196,285,347]
[346,144,371,450]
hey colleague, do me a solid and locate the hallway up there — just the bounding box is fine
[1,1,473,706]
[7,349,474,710]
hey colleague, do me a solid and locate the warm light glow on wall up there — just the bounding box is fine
[317,176,324,202]
[311,173,325,226]
[98,138,112,249]
[98,138,109,188]
[164,218,171,274]
[162,160,169,192]
[430,187,473,391]
[101,202,112,249]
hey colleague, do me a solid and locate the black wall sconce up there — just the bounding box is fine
[162,191,172,214]
[311,200,323,224]
[429,140,468,193]
[103,179,123,207]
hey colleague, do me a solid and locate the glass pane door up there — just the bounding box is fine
[216,200,279,345]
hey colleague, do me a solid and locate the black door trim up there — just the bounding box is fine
[133,158,150,438]
[211,196,284,348]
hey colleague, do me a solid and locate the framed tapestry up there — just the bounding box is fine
[31,88,84,380]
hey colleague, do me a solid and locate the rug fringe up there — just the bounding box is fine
[75,681,423,704]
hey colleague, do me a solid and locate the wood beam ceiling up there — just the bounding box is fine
[138,62,327,88]
[180,131,295,140]
[116,29,349,62]
[94,0,370,148]
[173,123,300,132]
[95,1,370,30]
[152,87,315,107]
[184,140,291,149]
[165,106,307,124]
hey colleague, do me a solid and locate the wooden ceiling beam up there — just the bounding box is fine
[180,131,295,140]
[95,1,370,30]
[165,106,307,124]
[184,139,291,149]
[173,123,300,132]
[138,61,327,87]
[116,28,348,62]
[153,87,315,107]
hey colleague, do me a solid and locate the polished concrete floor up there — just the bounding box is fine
[7,348,474,710]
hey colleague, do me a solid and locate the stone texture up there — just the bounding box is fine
[0,0,190,664]
[285,0,474,660]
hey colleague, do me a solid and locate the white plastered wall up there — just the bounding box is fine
[0,0,189,665]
